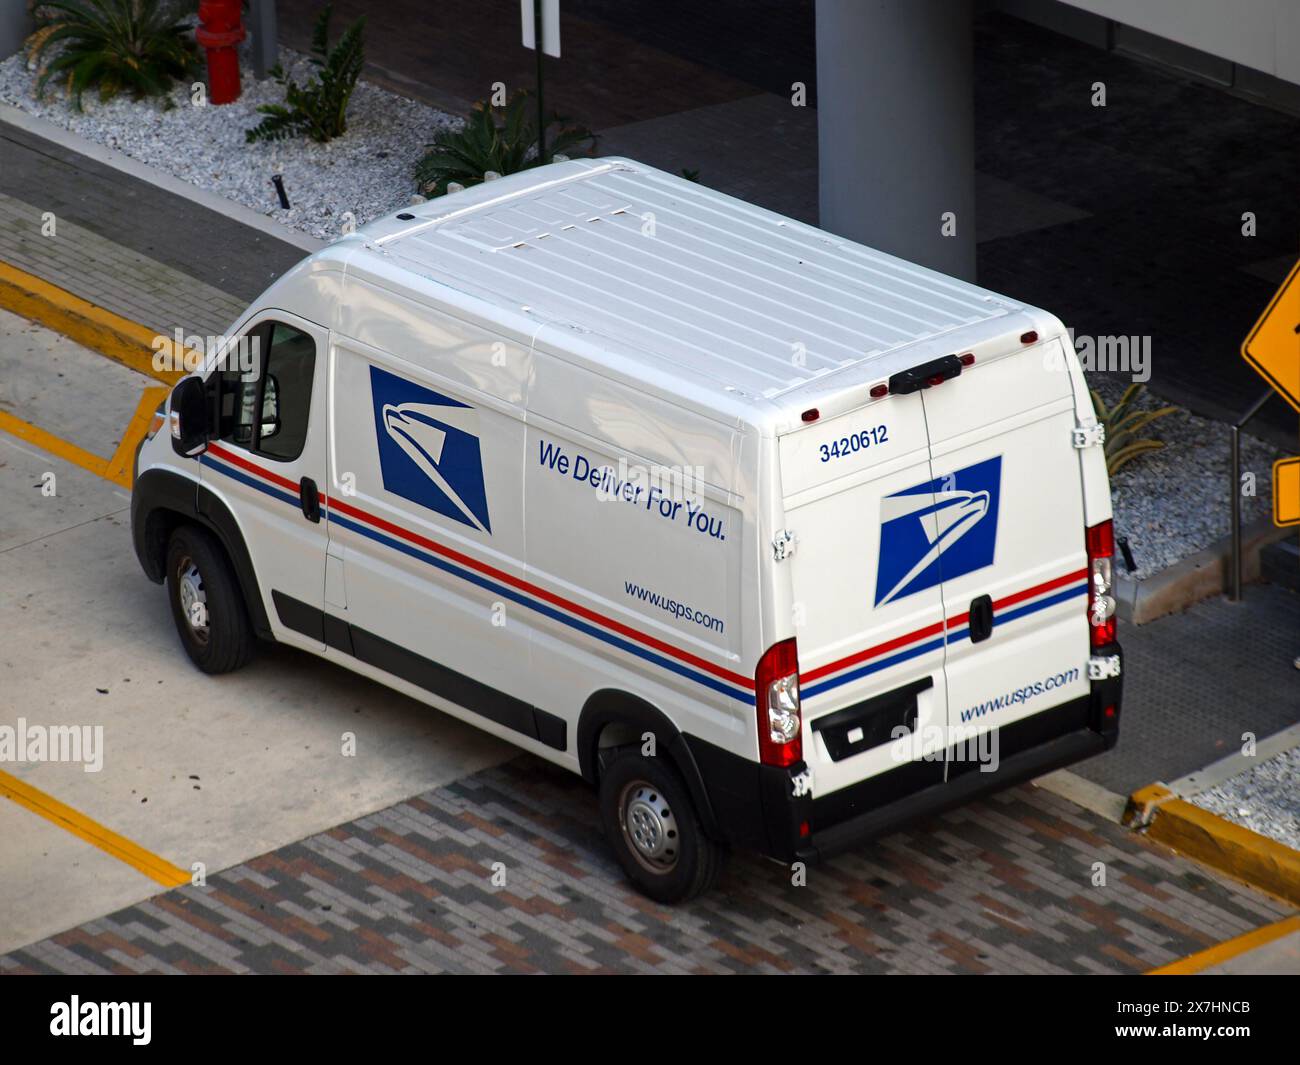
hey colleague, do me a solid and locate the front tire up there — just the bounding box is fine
[598,751,722,903]
[165,525,254,675]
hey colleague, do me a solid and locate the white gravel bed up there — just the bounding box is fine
[1088,373,1282,580]
[0,38,456,241]
[1190,745,1300,852]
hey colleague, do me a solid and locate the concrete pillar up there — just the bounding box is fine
[816,0,976,280]
[0,1,34,62]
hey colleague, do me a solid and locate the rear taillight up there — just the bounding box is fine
[756,638,801,766]
[1086,520,1117,647]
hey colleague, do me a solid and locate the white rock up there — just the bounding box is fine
[0,42,460,243]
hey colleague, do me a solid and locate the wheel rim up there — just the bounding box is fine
[175,555,209,645]
[618,780,680,874]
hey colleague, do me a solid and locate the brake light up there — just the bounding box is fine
[755,638,801,766]
[1086,520,1116,647]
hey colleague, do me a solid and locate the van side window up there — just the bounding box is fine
[213,322,316,461]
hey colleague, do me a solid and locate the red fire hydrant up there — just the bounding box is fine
[196,0,246,105]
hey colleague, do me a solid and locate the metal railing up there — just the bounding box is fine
[1228,388,1277,601]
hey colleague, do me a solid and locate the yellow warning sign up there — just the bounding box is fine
[1242,260,1300,527]
[1275,457,1300,527]
[1242,258,1300,413]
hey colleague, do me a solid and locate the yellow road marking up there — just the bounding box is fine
[0,408,116,484]
[0,260,180,385]
[1148,913,1300,975]
[0,768,190,888]
[0,385,168,490]
[0,258,179,488]
[106,385,170,483]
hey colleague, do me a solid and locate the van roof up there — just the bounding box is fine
[347,158,1047,421]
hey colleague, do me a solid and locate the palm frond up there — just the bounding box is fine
[1090,382,1179,476]
[246,5,366,144]
[26,0,199,106]
[414,90,598,197]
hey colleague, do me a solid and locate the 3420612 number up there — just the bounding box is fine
[819,425,888,463]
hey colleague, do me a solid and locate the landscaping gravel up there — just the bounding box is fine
[1088,373,1282,580]
[1190,745,1300,852]
[0,42,456,242]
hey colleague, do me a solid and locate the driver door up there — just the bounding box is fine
[199,311,330,650]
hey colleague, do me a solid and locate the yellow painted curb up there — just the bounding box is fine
[1127,782,1300,907]
[0,769,190,889]
[0,260,181,385]
[1124,782,1174,826]
[1148,913,1300,975]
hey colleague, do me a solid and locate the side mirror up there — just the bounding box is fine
[260,373,281,440]
[170,376,209,457]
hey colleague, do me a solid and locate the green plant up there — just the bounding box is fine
[25,0,200,110]
[1090,382,1179,475]
[679,167,701,182]
[414,90,597,197]
[245,3,365,144]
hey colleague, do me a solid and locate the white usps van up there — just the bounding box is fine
[132,158,1122,901]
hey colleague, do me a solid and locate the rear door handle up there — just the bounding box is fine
[299,476,321,523]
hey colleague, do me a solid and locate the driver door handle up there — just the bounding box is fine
[299,477,321,523]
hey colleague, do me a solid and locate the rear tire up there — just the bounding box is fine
[165,525,254,675]
[598,751,722,903]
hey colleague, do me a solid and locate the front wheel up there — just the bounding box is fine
[165,525,254,675]
[598,751,722,903]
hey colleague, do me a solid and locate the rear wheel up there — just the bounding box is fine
[598,751,722,903]
[165,525,254,674]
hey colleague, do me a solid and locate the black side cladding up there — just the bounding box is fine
[271,591,567,751]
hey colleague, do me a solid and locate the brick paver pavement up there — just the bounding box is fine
[2,758,1290,974]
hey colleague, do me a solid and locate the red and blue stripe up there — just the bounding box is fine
[200,443,756,703]
[199,443,1088,710]
[800,568,1090,700]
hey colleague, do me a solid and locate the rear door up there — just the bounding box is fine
[919,336,1091,767]
[779,395,950,804]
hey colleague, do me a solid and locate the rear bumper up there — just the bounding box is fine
[798,700,1106,861]
[688,642,1122,863]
